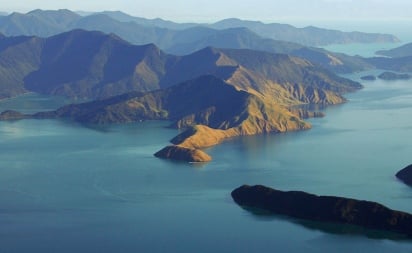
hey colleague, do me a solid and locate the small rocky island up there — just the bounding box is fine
[378,72,411,81]
[231,185,412,237]
[154,145,211,163]
[396,164,412,186]
[360,75,377,81]
[0,110,28,120]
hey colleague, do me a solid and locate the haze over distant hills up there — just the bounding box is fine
[0,9,392,76]
[0,9,399,48]
[377,43,412,58]
[0,29,360,101]
[366,43,412,72]
[209,18,400,46]
[0,10,410,162]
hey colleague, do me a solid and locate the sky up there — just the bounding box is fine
[1,0,412,23]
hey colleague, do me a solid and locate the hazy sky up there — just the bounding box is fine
[1,0,411,22]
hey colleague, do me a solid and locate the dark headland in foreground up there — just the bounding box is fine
[231,185,412,238]
[396,164,412,186]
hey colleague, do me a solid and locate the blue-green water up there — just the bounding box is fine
[323,42,403,57]
[318,21,412,57]
[1,73,412,252]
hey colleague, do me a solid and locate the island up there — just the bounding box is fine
[0,110,28,120]
[378,72,411,81]
[396,164,412,186]
[0,31,362,163]
[154,145,211,163]
[360,75,376,81]
[231,185,412,237]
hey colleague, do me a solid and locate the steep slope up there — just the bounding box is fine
[0,30,361,103]
[167,27,372,74]
[0,9,80,37]
[24,29,174,99]
[0,30,362,102]
[0,31,362,161]
[0,35,43,98]
[0,30,177,99]
[30,75,310,161]
[164,47,362,106]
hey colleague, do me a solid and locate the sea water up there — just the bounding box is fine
[1,73,412,252]
[320,21,412,57]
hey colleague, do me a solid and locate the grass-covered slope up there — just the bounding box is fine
[31,75,309,161]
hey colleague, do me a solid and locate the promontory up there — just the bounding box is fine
[232,185,412,237]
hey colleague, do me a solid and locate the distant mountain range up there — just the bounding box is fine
[208,18,400,46]
[0,28,363,161]
[0,9,399,48]
[2,9,406,76]
[0,13,409,161]
[0,29,362,102]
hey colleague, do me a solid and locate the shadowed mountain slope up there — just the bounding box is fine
[29,75,310,161]
[0,10,398,47]
[0,30,361,103]
[0,29,363,161]
[0,10,393,75]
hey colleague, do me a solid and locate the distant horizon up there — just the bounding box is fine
[1,7,412,24]
[0,0,411,23]
[1,7,411,40]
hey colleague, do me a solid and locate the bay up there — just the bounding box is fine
[1,72,412,252]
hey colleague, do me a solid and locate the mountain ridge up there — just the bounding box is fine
[0,9,399,48]
[0,30,361,104]
[11,75,312,161]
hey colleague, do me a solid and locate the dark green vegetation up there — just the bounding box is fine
[0,30,172,99]
[0,9,399,47]
[396,164,412,186]
[232,185,412,238]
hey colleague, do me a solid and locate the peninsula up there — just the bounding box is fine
[232,185,412,237]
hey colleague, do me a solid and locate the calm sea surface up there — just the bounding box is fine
[1,71,412,252]
[319,21,412,57]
